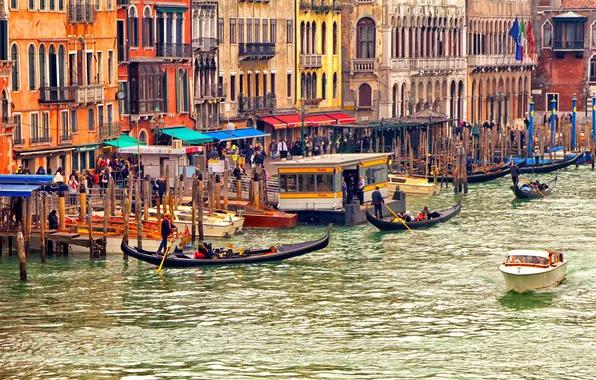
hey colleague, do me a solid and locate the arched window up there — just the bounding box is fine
[333,72,338,100]
[357,17,376,58]
[542,21,552,48]
[58,45,66,87]
[311,22,316,54]
[143,7,154,47]
[591,21,596,48]
[322,73,327,100]
[128,6,139,48]
[321,22,327,55]
[300,22,305,54]
[301,72,305,99]
[28,44,36,91]
[358,83,372,108]
[590,56,596,82]
[10,44,19,91]
[139,130,147,143]
[332,22,338,55]
[312,73,317,99]
[39,45,46,88]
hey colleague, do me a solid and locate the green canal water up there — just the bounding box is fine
[1,167,596,379]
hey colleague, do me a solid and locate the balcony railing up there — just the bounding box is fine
[239,43,276,60]
[192,38,219,52]
[467,55,533,67]
[13,138,25,146]
[1,116,18,126]
[99,123,121,140]
[390,57,466,71]
[350,58,377,74]
[553,40,584,51]
[300,0,342,12]
[304,98,322,106]
[300,54,323,69]
[30,136,53,144]
[68,2,94,23]
[194,84,225,102]
[131,99,164,115]
[39,87,77,103]
[60,134,72,144]
[238,94,276,113]
[156,43,192,58]
[116,0,129,7]
[239,0,271,3]
[76,84,104,104]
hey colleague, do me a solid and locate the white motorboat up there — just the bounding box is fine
[388,174,440,196]
[173,205,245,233]
[146,208,237,238]
[499,250,568,293]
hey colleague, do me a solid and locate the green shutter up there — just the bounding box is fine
[89,151,95,169]
[175,70,180,113]
[72,153,79,171]
[162,74,168,113]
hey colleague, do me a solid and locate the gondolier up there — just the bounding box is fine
[371,186,384,218]
[157,213,176,256]
[510,161,520,187]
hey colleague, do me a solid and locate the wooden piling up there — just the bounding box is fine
[17,231,26,281]
[103,194,108,256]
[223,163,229,210]
[135,180,142,249]
[177,174,183,207]
[191,175,197,242]
[173,175,179,211]
[207,175,214,215]
[236,177,242,201]
[109,177,116,216]
[214,176,221,209]
[40,194,46,264]
[163,166,170,215]
[23,197,29,255]
[143,179,150,223]
[198,177,204,240]
[80,188,87,224]
[58,191,66,231]
[88,197,94,259]
[122,197,130,260]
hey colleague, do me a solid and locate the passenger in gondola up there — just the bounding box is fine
[422,206,430,219]
[466,153,474,175]
[403,211,414,222]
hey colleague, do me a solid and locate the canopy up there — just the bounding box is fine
[305,114,337,126]
[260,116,286,129]
[326,113,356,124]
[160,127,214,144]
[0,174,55,198]
[203,128,270,142]
[104,135,145,148]
[0,184,43,198]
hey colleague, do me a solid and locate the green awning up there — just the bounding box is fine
[156,5,188,13]
[103,135,145,148]
[161,127,214,144]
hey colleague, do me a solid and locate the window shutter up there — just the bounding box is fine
[175,70,180,113]
[162,74,168,113]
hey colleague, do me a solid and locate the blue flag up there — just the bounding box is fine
[509,18,521,61]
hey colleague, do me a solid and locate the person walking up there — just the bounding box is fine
[278,139,288,160]
[371,186,384,218]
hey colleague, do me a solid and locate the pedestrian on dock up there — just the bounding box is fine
[341,177,347,205]
[371,186,384,218]
[357,176,365,205]
[278,139,288,160]
[346,174,355,204]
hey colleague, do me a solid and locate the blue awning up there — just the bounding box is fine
[203,128,270,142]
[0,184,43,197]
[203,131,235,142]
[0,175,55,185]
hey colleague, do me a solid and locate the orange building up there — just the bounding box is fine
[0,3,15,174]
[9,0,119,174]
[116,0,193,145]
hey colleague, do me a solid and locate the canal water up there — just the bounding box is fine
[1,166,595,379]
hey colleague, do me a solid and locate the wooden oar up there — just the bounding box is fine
[520,177,546,198]
[157,235,176,272]
[477,167,504,182]
[383,204,420,236]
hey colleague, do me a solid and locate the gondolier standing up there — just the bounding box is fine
[157,213,176,256]
[371,186,384,218]
[510,161,520,187]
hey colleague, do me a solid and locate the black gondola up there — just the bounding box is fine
[512,176,557,199]
[520,153,584,174]
[413,167,511,183]
[120,226,331,267]
[366,201,462,231]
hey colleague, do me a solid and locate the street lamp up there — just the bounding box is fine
[297,97,308,157]
[406,90,416,116]
[151,107,163,144]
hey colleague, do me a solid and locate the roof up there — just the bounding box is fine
[259,112,356,129]
[0,175,55,198]
[203,128,270,142]
[104,134,146,148]
[560,0,596,9]
[161,127,214,144]
[552,11,587,19]
[271,153,390,168]
[508,249,550,259]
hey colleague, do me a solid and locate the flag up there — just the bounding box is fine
[520,19,527,59]
[527,19,536,61]
[509,18,521,61]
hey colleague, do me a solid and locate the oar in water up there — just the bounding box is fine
[383,204,420,236]
[157,235,177,272]
[519,177,546,198]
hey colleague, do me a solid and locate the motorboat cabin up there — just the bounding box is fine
[498,249,568,293]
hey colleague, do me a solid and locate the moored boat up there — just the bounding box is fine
[388,174,440,196]
[366,200,461,231]
[146,208,238,237]
[512,176,557,199]
[121,225,332,267]
[216,200,298,229]
[519,153,583,174]
[413,167,511,184]
[499,250,568,293]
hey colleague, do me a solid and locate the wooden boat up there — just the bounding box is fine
[216,200,297,229]
[366,200,461,231]
[413,167,511,184]
[499,250,567,293]
[520,153,583,174]
[146,208,238,237]
[160,206,245,233]
[388,174,440,196]
[512,176,557,199]
[120,225,332,267]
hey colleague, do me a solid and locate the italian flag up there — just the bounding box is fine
[520,19,527,59]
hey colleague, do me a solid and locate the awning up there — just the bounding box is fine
[0,175,55,185]
[156,5,188,12]
[326,113,356,124]
[76,144,101,152]
[305,114,337,126]
[103,134,145,148]
[160,127,214,144]
[260,116,287,129]
[274,114,303,128]
[0,184,43,198]
[203,131,235,141]
[16,146,75,157]
[203,128,270,142]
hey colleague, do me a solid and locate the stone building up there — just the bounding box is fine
[467,0,535,128]
[532,0,595,123]
[10,0,119,173]
[342,0,467,124]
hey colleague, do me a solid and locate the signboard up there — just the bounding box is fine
[118,146,186,155]
[76,144,100,152]
[185,146,204,154]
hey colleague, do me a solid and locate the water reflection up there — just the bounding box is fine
[498,290,555,310]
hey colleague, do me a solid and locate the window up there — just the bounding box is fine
[357,17,376,58]
[88,108,95,131]
[128,7,139,48]
[42,112,49,138]
[333,72,338,99]
[333,22,338,55]
[71,109,77,133]
[218,18,224,43]
[107,0,113,10]
[162,74,168,113]
[230,75,236,101]
[97,51,103,83]
[230,18,237,44]
[321,22,327,54]
[247,74,252,96]
[10,44,19,91]
[255,73,260,96]
[95,0,101,10]
[262,19,268,43]
[315,174,333,191]
[28,0,34,10]
[270,19,277,43]
[239,73,244,95]
[255,19,260,43]
[142,8,154,47]
[39,45,46,88]
[287,20,294,43]
[279,174,298,192]
[247,19,253,43]
[271,73,275,94]
[13,115,22,142]
[592,22,596,48]
[287,73,292,97]
[59,0,63,10]
[358,83,372,108]
[61,110,69,138]
[553,20,584,50]
[322,73,327,100]
[176,69,189,112]
[108,51,114,85]
[239,19,244,43]
[591,56,596,81]
[30,113,39,140]
[543,22,552,48]
[50,0,54,10]
[10,0,18,10]
[298,174,316,191]
[40,0,46,11]
[28,45,36,91]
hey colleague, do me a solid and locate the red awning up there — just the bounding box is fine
[305,114,337,126]
[274,114,303,128]
[325,112,356,124]
[259,116,287,129]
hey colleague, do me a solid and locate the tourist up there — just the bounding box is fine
[100,169,109,196]
[278,139,288,160]
[404,211,414,222]
[422,206,430,219]
[466,153,474,175]
[346,174,355,204]
[68,174,78,196]
[53,168,64,185]
[36,166,46,175]
[357,175,365,205]
[86,170,94,189]
[269,139,277,159]
[157,213,175,256]
[246,144,255,167]
[510,161,520,187]
[371,186,384,218]
[341,177,347,205]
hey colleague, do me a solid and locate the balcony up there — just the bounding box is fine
[130,100,164,115]
[553,40,584,51]
[239,43,276,61]
[304,98,322,107]
[13,138,25,146]
[30,136,53,144]
[99,123,120,140]
[300,54,323,69]
[350,58,377,74]
[39,87,77,103]
[467,55,534,67]
[194,84,225,103]
[60,134,72,145]
[77,84,104,104]
[300,0,342,12]
[156,43,192,59]
[68,2,94,23]
[1,116,19,126]
[193,38,219,53]
[390,57,466,72]
[238,94,276,113]
[116,0,129,7]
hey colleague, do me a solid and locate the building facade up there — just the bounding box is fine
[0,1,15,174]
[532,0,594,123]
[467,0,535,128]
[117,0,193,145]
[9,0,119,174]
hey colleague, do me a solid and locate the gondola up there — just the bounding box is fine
[366,201,461,231]
[520,153,584,174]
[120,225,331,267]
[512,176,557,199]
[413,167,511,184]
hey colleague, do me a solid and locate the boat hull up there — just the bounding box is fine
[519,153,583,174]
[499,262,568,293]
[512,176,557,199]
[388,175,440,196]
[414,167,511,184]
[239,212,298,228]
[366,201,461,231]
